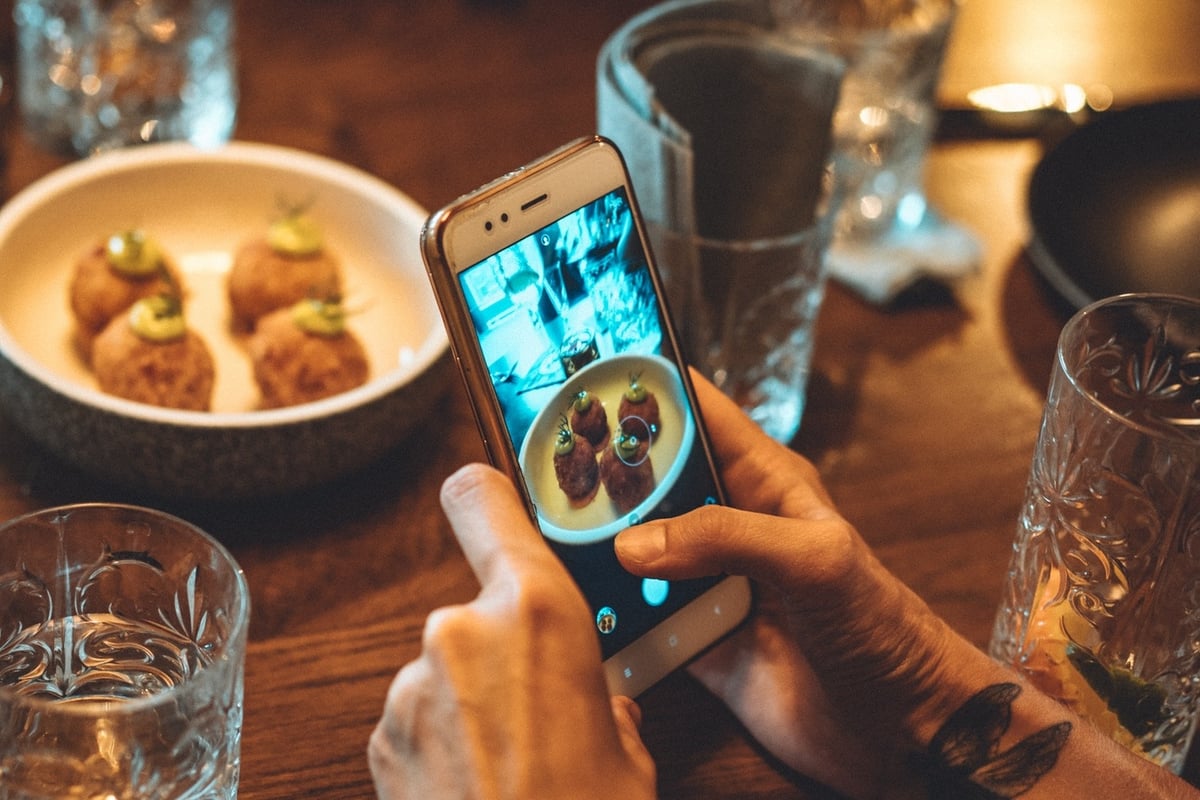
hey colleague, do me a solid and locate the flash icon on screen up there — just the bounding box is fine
[596,606,617,634]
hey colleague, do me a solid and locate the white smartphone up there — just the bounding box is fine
[420,136,751,697]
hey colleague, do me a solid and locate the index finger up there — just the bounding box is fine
[689,369,771,465]
[690,370,835,512]
[439,462,570,590]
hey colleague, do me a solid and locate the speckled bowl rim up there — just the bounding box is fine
[0,141,449,432]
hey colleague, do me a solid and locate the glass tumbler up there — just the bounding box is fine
[989,294,1200,773]
[774,0,957,253]
[0,504,250,799]
[14,0,237,156]
[694,221,834,444]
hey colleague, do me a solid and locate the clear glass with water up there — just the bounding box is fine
[989,294,1200,773]
[693,225,833,444]
[14,0,237,155]
[775,0,956,246]
[0,504,250,799]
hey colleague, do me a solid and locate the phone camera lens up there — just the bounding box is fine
[484,220,493,232]
[500,212,509,223]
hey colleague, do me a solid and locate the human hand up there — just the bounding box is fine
[369,464,656,800]
[614,376,992,798]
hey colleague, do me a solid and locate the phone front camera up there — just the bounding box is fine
[500,212,509,223]
[484,220,494,232]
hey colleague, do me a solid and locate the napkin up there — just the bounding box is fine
[826,208,983,304]
[597,0,980,306]
[596,0,843,354]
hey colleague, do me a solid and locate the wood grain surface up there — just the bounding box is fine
[1,2,1196,797]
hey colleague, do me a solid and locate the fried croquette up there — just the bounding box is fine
[553,430,599,505]
[599,429,655,514]
[91,314,215,411]
[618,374,660,435]
[247,305,369,409]
[227,238,343,331]
[569,390,609,449]
[69,243,180,360]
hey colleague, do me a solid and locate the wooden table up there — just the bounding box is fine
[1,2,1197,797]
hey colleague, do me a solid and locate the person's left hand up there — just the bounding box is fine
[369,463,657,800]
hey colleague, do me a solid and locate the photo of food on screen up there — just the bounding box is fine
[457,188,710,546]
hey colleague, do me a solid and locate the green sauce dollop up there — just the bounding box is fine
[616,431,641,458]
[624,373,647,403]
[128,295,186,342]
[291,296,346,337]
[267,214,323,256]
[106,229,163,277]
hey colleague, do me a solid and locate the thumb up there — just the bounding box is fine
[614,504,858,592]
[610,694,644,745]
[610,695,656,785]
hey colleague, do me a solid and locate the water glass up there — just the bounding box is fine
[989,294,1200,773]
[774,0,956,252]
[691,220,834,444]
[0,504,250,799]
[14,0,237,156]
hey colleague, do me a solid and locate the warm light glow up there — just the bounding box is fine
[80,73,103,97]
[967,82,1058,113]
[859,195,883,220]
[858,104,890,129]
[966,82,1113,116]
[48,63,75,89]
[1085,83,1114,112]
[1058,84,1087,113]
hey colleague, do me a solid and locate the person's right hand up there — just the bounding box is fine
[616,376,969,797]
[615,376,1198,800]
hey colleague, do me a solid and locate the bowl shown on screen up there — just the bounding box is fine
[518,353,695,545]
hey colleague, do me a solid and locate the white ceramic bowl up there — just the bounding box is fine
[0,142,450,499]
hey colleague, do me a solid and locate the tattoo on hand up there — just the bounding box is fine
[914,683,1072,799]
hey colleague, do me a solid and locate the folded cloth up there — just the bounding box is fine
[596,0,843,357]
[826,207,982,304]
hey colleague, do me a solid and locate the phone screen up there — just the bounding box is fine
[456,185,723,659]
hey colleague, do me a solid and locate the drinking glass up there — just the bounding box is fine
[0,504,250,799]
[989,294,1200,773]
[692,221,834,444]
[774,0,956,261]
[14,0,237,156]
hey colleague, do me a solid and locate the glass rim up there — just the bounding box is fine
[778,0,958,40]
[0,502,250,714]
[690,219,834,252]
[641,200,838,253]
[1058,292,1200,442]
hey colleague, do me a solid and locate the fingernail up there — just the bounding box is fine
[616,524,666,565]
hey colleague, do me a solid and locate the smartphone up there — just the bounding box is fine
[420,136,751,697]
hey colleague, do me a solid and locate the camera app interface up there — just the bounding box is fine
[458,187,721,657]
